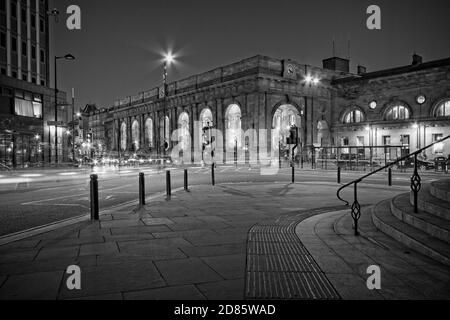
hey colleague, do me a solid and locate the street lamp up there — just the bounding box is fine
[162,52,175,157]
[54,53,75,164]
[305,73,320,168]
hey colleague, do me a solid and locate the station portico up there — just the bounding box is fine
[94,53,450,165]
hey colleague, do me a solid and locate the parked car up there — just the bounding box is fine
[393,156,435,171]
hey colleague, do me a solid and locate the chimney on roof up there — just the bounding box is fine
[357,65,367,75]
[322,57,350,73]
[412,53,423,65]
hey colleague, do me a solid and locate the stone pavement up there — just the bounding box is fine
[1,180,441,300]
[297,208,450,300]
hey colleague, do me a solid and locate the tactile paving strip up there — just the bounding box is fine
[245,208,341,300]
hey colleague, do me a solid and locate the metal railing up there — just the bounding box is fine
[337,135,450,236]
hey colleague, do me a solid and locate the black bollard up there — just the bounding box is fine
[90,174,99,221]
[292,165,295,183]
[337,167,341,184]
[166,170,171,200]
[388,168,392,186]
[139,172,145,205]
[184,169,189,191]
[212,164,215,186]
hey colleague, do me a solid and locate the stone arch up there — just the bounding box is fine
[431,97,450,118]
[144,117,154,148]
[225,104,242,149]
[178,112,190,151]
[120,121,127,151]
[131,120,140,151]
[381,101,413,121]
[199,108,213,127]
[271,103,302,151]
[340,106,366,124]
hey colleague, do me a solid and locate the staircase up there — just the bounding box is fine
[372,178,450,266]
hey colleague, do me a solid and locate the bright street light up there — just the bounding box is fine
[164,52,175,65]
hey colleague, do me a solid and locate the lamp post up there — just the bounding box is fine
[54,54,75,164]
[305,74,320,167]
[162,53,175,157]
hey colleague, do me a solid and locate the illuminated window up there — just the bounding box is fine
[131,120,140,151]
[178,112,190,151]
[226,104,242,149]
[435,100,450,117]
[433,134,444,154]
[343,109,364,124]
[385,105,410,121]
[14,92,42,118]
[145,118,153,148]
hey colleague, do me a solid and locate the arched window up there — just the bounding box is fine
[199,108,213,128]
[120,122,127,151]
[178,112,190,151]
[385,105,410,121]
[435,100,450,117]
[131,120,140,151]
[225,104,242,149]
[343,109,364,124]
[272,104,301,150]
[145,118,153,148]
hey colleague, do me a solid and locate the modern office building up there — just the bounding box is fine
[0,0,68,168]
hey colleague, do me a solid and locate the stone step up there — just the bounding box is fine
[411,185,450,220]
[430,179,450,202]
[372,199,450,267]
[392,193,450,243]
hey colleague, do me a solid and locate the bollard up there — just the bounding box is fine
[291,165,295,183]
[388,167,392,186]
[184,169,189,191]
[166,170,171,200]
[139,172,145,205]
[337,167,341,184]
[212,164,215,186]
[90,174,99,221]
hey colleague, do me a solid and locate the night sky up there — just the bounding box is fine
[51,0,450,109]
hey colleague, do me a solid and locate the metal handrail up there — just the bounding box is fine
[337,135,450,235]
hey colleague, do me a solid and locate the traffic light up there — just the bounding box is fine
[287,125,298,145]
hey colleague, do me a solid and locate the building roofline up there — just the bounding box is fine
[333,57,450,84]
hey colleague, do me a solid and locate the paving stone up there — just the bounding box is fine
[79,242,119,256]
[59,261,165,299]
[110,225,172,235]
[185,234,247,246]
[38,236,105,248]
[0,256,97,276]
[103,233,155,242]
[325,273,383,300]
[0,271,64,300]
[0,249,38,264]
[152,229,218,239]
[310,254,354,274]
[113,242,188,260]
[124,285,206,300]
[201,254,246,280]
[100,219,143,229]
[35,246,80,261]
[168,222,230,231]
[141,217,174,226]
[181,243,246,258]
[197,279,245,300]
[155,258,222,286]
